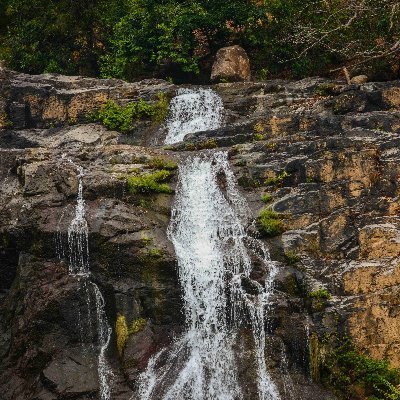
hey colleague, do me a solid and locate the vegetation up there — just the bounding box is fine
[261,193,273,203]
[129,317,147,335]
[309,288,331,311]
[1,0,398,81]
[264,171,290,187]
[93,94,169,133]
[309,288,331,300]
[127,169,173,194]
[322,338,400,400]
[116,314,129,355]
[148,158,178,171]
[284,250,301,265]
[257,207,284,237]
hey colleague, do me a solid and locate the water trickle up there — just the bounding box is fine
[138,152,280,400]
[164,88,223,144]
[65,163,113,400]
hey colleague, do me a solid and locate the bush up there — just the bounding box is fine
[93,95,169,133]
[323,338,400,400]
[127,169,173,194]
[257,208,284,237]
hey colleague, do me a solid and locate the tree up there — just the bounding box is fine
[99,0,269,81]
[1,0,124,75]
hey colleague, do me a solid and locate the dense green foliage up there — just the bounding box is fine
[127,170,173,194]
[93,94,169,132]
[0,0,399,80]
[323,339,400,400]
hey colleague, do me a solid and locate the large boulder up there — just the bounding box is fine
[211,45,251,82]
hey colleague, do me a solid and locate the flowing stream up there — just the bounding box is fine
[138,89,280,399]
[65,164,113,400]
[164,88,223,144]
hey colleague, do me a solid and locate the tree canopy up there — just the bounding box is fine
[0,0,399,81]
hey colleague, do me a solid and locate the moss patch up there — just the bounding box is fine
[129,318,147,335]
[116,314,129,356]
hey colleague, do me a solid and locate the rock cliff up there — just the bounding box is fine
[1,68,399,399]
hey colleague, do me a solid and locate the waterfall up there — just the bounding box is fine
[164,88,223,144]
[138,152,280,400]
[66,164,113,400]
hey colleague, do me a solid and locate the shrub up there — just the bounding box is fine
[257,208,284,237]
[94,95,169,133]
[323,338,400,400]
[127,169,173,194]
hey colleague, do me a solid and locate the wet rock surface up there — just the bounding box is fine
[0,68,400,399]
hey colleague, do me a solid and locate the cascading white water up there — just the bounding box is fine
[164,88,223,144]
[138,152,280,400]
[66,164,113,400]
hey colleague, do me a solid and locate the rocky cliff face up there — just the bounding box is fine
[0,68,399,399]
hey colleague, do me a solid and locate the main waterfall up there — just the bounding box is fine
[138,89,280,400]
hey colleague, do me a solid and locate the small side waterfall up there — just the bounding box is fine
[164,88,223,144]
[138,152,280,400]
[65,164,113,400]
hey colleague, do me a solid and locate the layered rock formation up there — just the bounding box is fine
[1,68,399,399]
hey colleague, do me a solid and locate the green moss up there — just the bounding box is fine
[116,314,128,356]
[235,159,247,167]
[309,288,331,311]
[309,288,331,299]
[127,169,173,194]
[152,92,170,123]
[0,112,13,128]
[197,138,218,149]
[148,158,177,170]
[314,83,336,97]
[257,208,285,237]
[261,193,273,203]
[129,318,147,335]
[147,248,163,258]
[253,133,265,141]
[264,170,290,187]
[284,250,301,265]
[322,338,400,400]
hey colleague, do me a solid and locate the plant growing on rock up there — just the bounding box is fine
[127,169,173,194]
[93,94,169,133]
[116,314,129,355]
[322,337,400,400]
[257,207,285,237]
[264,170,290,187]
[261,193,273,203]
[129,318,147,335]
[148,158,178,171]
